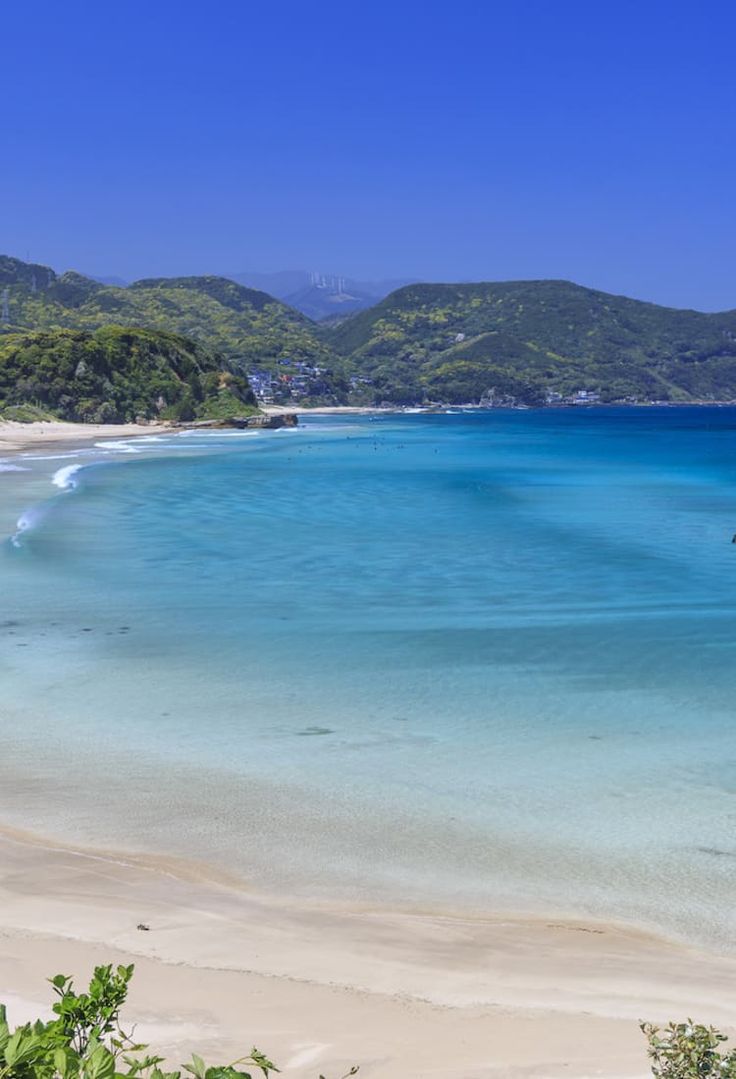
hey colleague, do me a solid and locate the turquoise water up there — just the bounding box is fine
[2,409,736,946]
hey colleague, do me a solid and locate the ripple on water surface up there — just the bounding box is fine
[2,409,736,948]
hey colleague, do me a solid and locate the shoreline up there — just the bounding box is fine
[0,419,175,452]
[3,397,736,454]
[261,405,397,415]
[2,822,736,1077]
[3,414,736,1074]
[262,400,736,415]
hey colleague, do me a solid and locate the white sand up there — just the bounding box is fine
[0,420,173,452]
[1,825,734,1078]
[0,412,384,452]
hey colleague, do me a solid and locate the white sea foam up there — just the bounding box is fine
[0,462,30,472]
[7,457,87,547]
[298,423,358,433]
[52,463,85,490]
[177,429,262,439]
[93,441,141,453]
[23,452,86,461]
[10,505,47,548]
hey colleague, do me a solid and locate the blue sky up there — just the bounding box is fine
[3,0,735,308]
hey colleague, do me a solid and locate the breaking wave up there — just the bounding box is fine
[10,505,48,549]
[52,463,86,490]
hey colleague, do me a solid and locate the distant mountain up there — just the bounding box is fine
[0,326,257,423]
[228,269,417,319]
[281,283,380,322]
[0,257,348,402]
[228,270,312,298]
[325,280,736,405]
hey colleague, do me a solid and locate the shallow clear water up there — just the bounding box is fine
[2,409,736,946]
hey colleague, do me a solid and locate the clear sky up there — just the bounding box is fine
[4,0,735,309]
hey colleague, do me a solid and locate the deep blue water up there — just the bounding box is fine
[2,408,736,945]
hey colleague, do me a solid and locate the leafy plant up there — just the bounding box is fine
[0,966,357,1079]
[642,1020,736,1077]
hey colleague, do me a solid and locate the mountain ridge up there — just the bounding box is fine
[0,257,349,400]
[2,256,736,408]
[324,278,736,405]
[228,269,418,319]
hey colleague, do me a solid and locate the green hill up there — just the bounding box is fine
[0,326,257,423]
[0,257,347,398]
[325,280,736,404]
[4,258,736,410]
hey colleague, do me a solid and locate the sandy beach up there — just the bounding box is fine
[0,419,174,452]
[1,825,735,1078]
[0,413,385,454]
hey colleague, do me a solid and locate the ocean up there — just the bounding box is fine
[2,408,736,947]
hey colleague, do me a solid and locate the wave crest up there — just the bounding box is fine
[10,505,47,548]
[52,463,85,490]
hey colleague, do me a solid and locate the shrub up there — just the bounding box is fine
[0,965,358,1079]
[642,1020,736,1078]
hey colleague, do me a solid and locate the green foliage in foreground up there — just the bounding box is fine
[0,966,357,1079]
[642,1021,736,1078]
[1,962,731,1079]
[0,327,258,424]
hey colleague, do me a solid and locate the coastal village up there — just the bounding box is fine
[245,361,632,409]
[246,360,327,403]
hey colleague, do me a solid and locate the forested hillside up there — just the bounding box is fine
[0,326,257,423]
[3,256,736,410]
[0,257,347,397]
[325,280,736,404]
